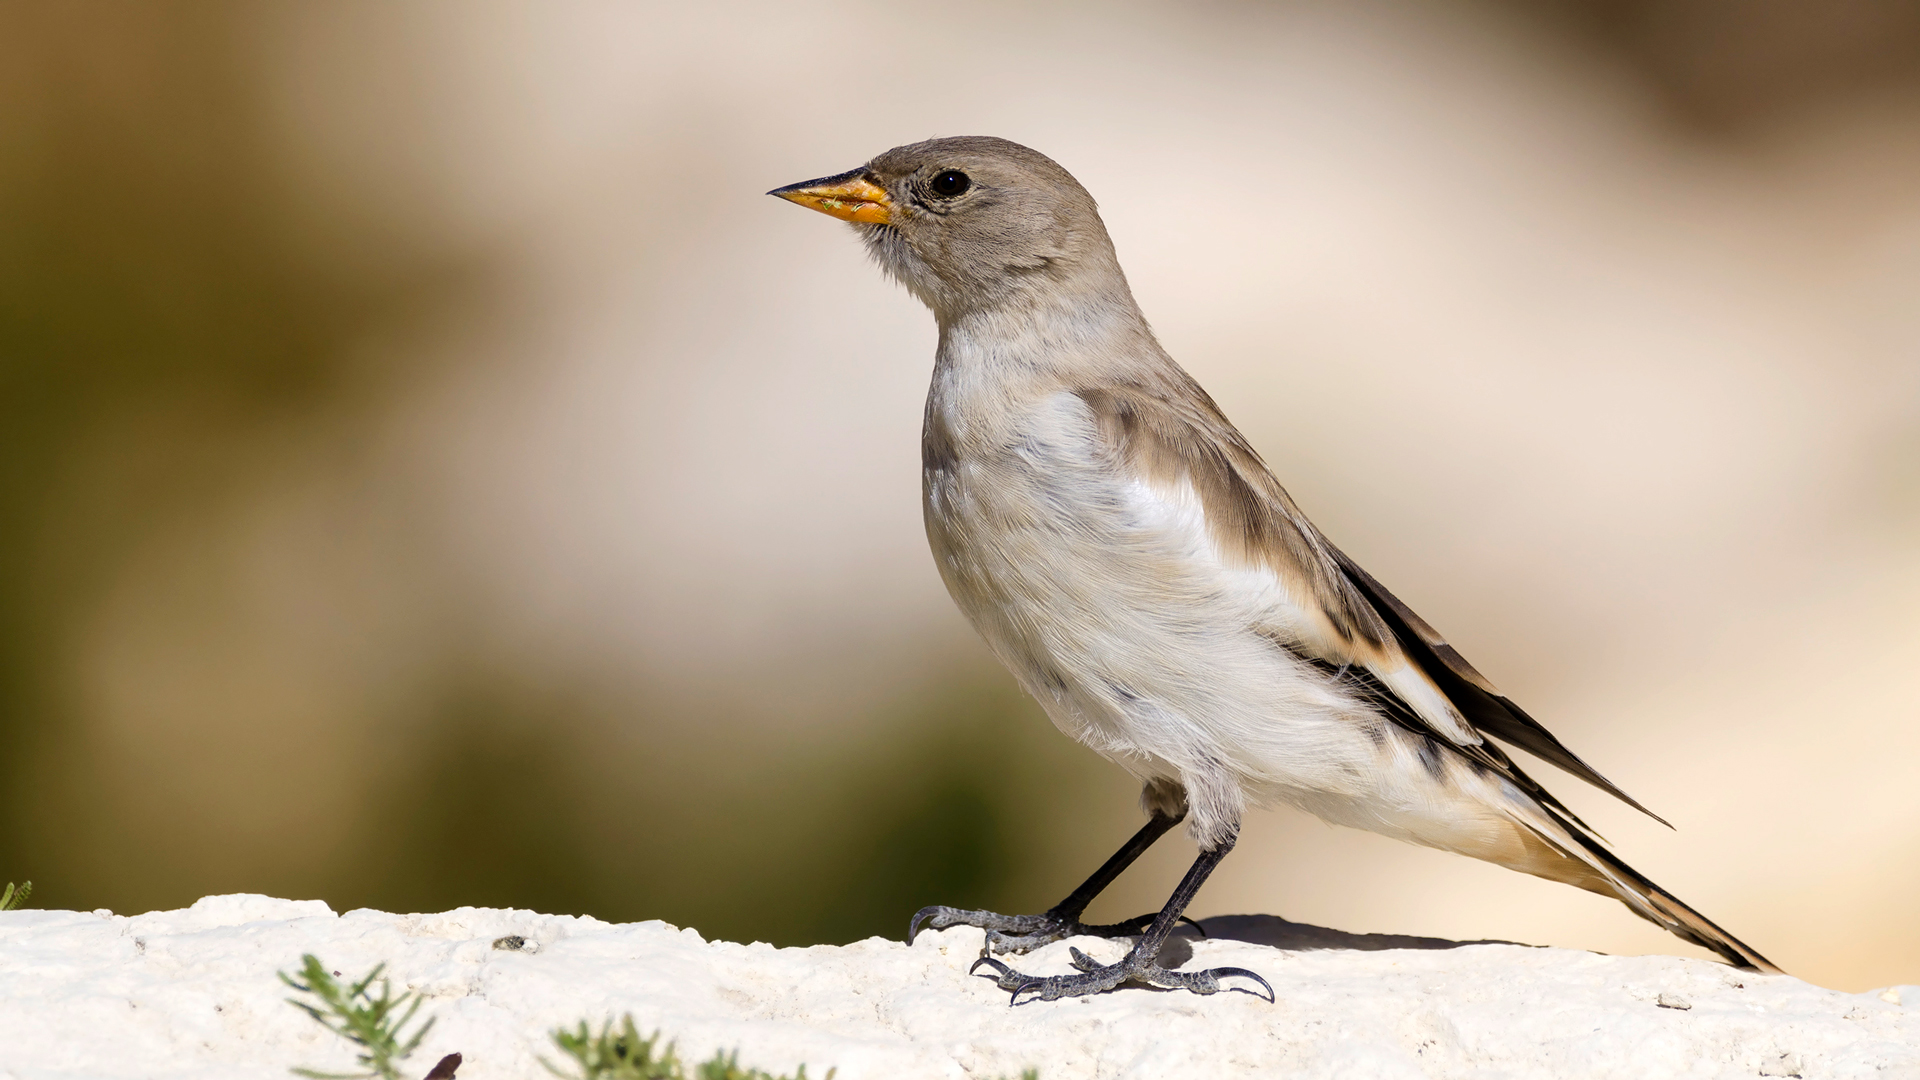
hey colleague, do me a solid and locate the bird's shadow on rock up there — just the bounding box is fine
[1155,914,1523,968]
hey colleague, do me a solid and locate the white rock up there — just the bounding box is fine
[2,897,1917,1080]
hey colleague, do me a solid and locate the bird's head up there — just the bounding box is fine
[770,136,1127,323]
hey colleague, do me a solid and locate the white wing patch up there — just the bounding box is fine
[1122,471,1482,749]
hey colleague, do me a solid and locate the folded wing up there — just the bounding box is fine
[1075,373,1661,826]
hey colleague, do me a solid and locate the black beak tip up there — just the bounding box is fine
[767,167,869,200]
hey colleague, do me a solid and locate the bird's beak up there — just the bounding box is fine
[767,168,893,224]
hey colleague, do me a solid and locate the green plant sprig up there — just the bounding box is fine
[0,881,30,911]
[542,1015,834,1080]
[540,1016,1035,1080]
[280,954,436,1080]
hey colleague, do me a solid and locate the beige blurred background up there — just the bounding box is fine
[2,0,1916,992]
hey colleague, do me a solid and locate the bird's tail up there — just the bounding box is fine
[1507,805,1782,974]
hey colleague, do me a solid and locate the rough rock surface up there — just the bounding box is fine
[1,895,1916,1079]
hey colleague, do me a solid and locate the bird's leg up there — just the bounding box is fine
[908,808,1196,955]
[969,827,1274,1004]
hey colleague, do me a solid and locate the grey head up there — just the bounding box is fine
[770,136,1131,323]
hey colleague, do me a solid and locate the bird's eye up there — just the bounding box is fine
[929,170,971,198]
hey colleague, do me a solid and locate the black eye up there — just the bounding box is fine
[929,170,971,198]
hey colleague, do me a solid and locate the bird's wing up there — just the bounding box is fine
[1075,375,1667,827]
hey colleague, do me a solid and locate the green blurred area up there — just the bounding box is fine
[0,2,387,904]
[0,2,1100,943]
[353,676,1080,945]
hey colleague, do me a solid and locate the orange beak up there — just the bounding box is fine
[768,168,893,225]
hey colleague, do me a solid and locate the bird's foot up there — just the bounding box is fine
[908,905,1202,955]
[969,945,1274,1004]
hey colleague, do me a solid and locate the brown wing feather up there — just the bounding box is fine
[1076,374,1665,826]
[1076,376,1392,654]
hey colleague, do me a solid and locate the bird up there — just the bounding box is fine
[768,136,1779,1004]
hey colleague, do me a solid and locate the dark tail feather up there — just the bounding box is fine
[1556,818,1783,974]
[1635,880,1782,974]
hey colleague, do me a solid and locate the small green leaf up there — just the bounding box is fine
[280,955,437,1080]
[541,1015,838,1080]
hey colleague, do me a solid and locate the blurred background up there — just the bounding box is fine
[2,0,1916,992]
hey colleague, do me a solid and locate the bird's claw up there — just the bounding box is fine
[967,955,1029,992]
[972,947,1275,1005]
[1208,966,1276,1002]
